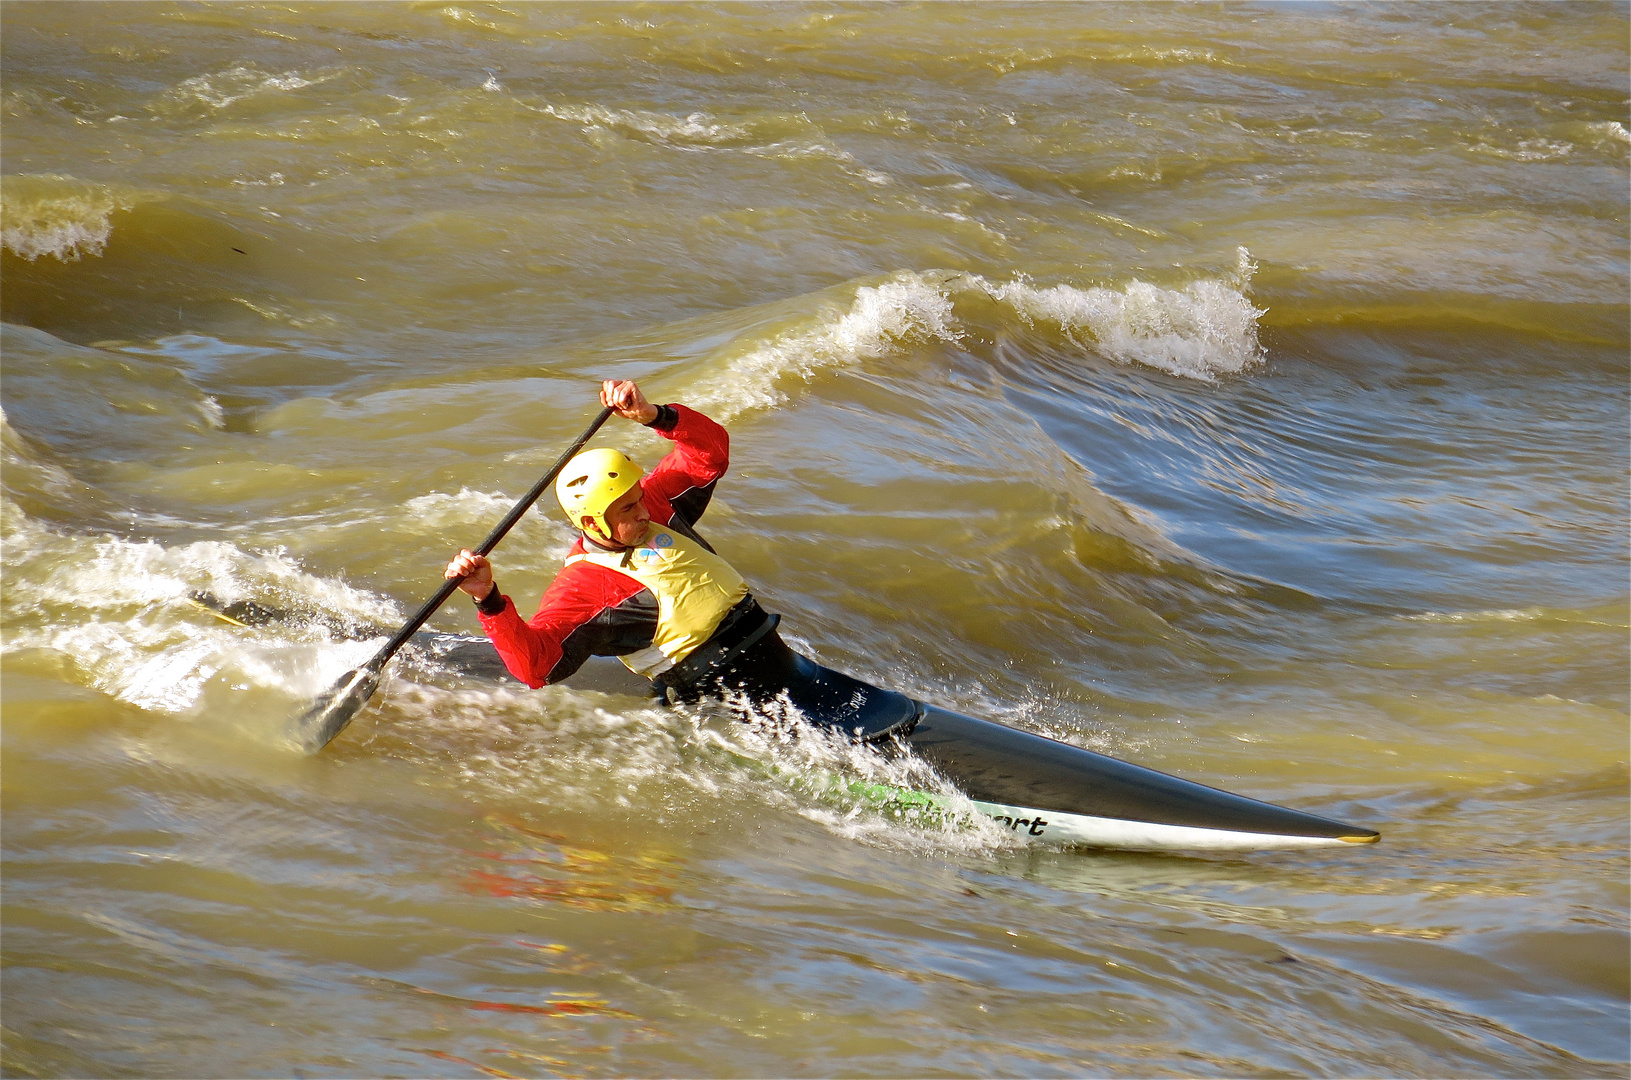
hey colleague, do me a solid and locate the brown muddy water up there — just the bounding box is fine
[2,3,1627,1076]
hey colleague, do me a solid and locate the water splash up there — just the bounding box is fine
[0,173,131,262]
[687,272,964,420]
[986,249,1266,380]
[393,677,1028,859]
[685,257,1266,420]
[0,505,397,713]
[151,64,332,115]
[538,102,751,147]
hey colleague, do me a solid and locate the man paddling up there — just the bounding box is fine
[443,379,911,732]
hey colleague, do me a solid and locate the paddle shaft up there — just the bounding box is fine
[362,405,615,672]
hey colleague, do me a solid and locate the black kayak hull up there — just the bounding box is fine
[522,643,1382,852]
[900,705,1379,851]
[399,637,1384,851]
[544,642,1380,853]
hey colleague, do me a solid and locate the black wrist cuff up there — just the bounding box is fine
[644,403,678,430]
[475,584,506,616]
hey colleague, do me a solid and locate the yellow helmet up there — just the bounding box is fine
[556,447,643,534]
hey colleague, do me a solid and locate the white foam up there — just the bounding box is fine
[6,524,389,621]
[402,487,521,531]
[674,694,1018,857]
[0,174,128,262]
[108,637,223,713]
[1,507,399,712]
[539,102,749,146]
[1400,607,1624,628]
[393,678,1025,858]
[1401,608,1544,624]
[685,257,1266,419]
[157,64,326,112]
[1592,121,1631,145]
[984,248,1266,380]
[741,139,855,163]
[688,272,963,421]
[1467,138,1573,163]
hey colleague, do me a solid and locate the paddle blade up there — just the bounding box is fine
[290,666,382,754]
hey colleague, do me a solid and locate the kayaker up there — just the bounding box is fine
[444,379,911,731]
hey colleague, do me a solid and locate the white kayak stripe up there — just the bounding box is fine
[972,799,1373,851]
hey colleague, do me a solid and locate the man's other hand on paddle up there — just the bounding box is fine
[446,549,495,600]
[601,379,657,425]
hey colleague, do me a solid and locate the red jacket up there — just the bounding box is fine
[477,403,733,687]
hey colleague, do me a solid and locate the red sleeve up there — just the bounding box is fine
[641,404,728,517]
[477,558,644,688]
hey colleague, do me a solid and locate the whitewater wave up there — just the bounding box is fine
[1,323,234,457]
[686,254,1265,420]
[392,677,1027,859]
[1465,138,1574,163]
[151,63,338,115]
[688,697,1028,856]
[687,273,963,419]
[529,98,893,182]
[1588,120,1630,146]
[0,506,398,713]
[0,173,134,262]
[537,102,751,147]
[989,248,1265,378]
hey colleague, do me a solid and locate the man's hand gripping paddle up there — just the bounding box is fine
[290,405,615,753]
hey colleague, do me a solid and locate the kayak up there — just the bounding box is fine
[644,637,1377,852]
[194,593,1380,852]
[433,620,1381,852]
[900,705,1377,850]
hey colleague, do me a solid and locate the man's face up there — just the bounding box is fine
[587,482,650,547]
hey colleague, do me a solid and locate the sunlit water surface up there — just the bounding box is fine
[2,4,1627,1077]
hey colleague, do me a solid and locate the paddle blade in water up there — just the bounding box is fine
[290,666,382,754]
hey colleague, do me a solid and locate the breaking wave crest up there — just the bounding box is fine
[1,174,133,262]
[686,253,1265,420]
[537,102,752,146]
[150,63,338,116]
[989,248,1265,378]
[688,273,963,418]
[0,505,398,714]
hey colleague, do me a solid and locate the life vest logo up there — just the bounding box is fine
[634,531,676,563]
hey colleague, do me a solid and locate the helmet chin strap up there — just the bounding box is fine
[581,517,625,549]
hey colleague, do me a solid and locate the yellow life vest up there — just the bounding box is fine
[565,523,749,677]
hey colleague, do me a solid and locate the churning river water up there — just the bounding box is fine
[2,3,1627,1077]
